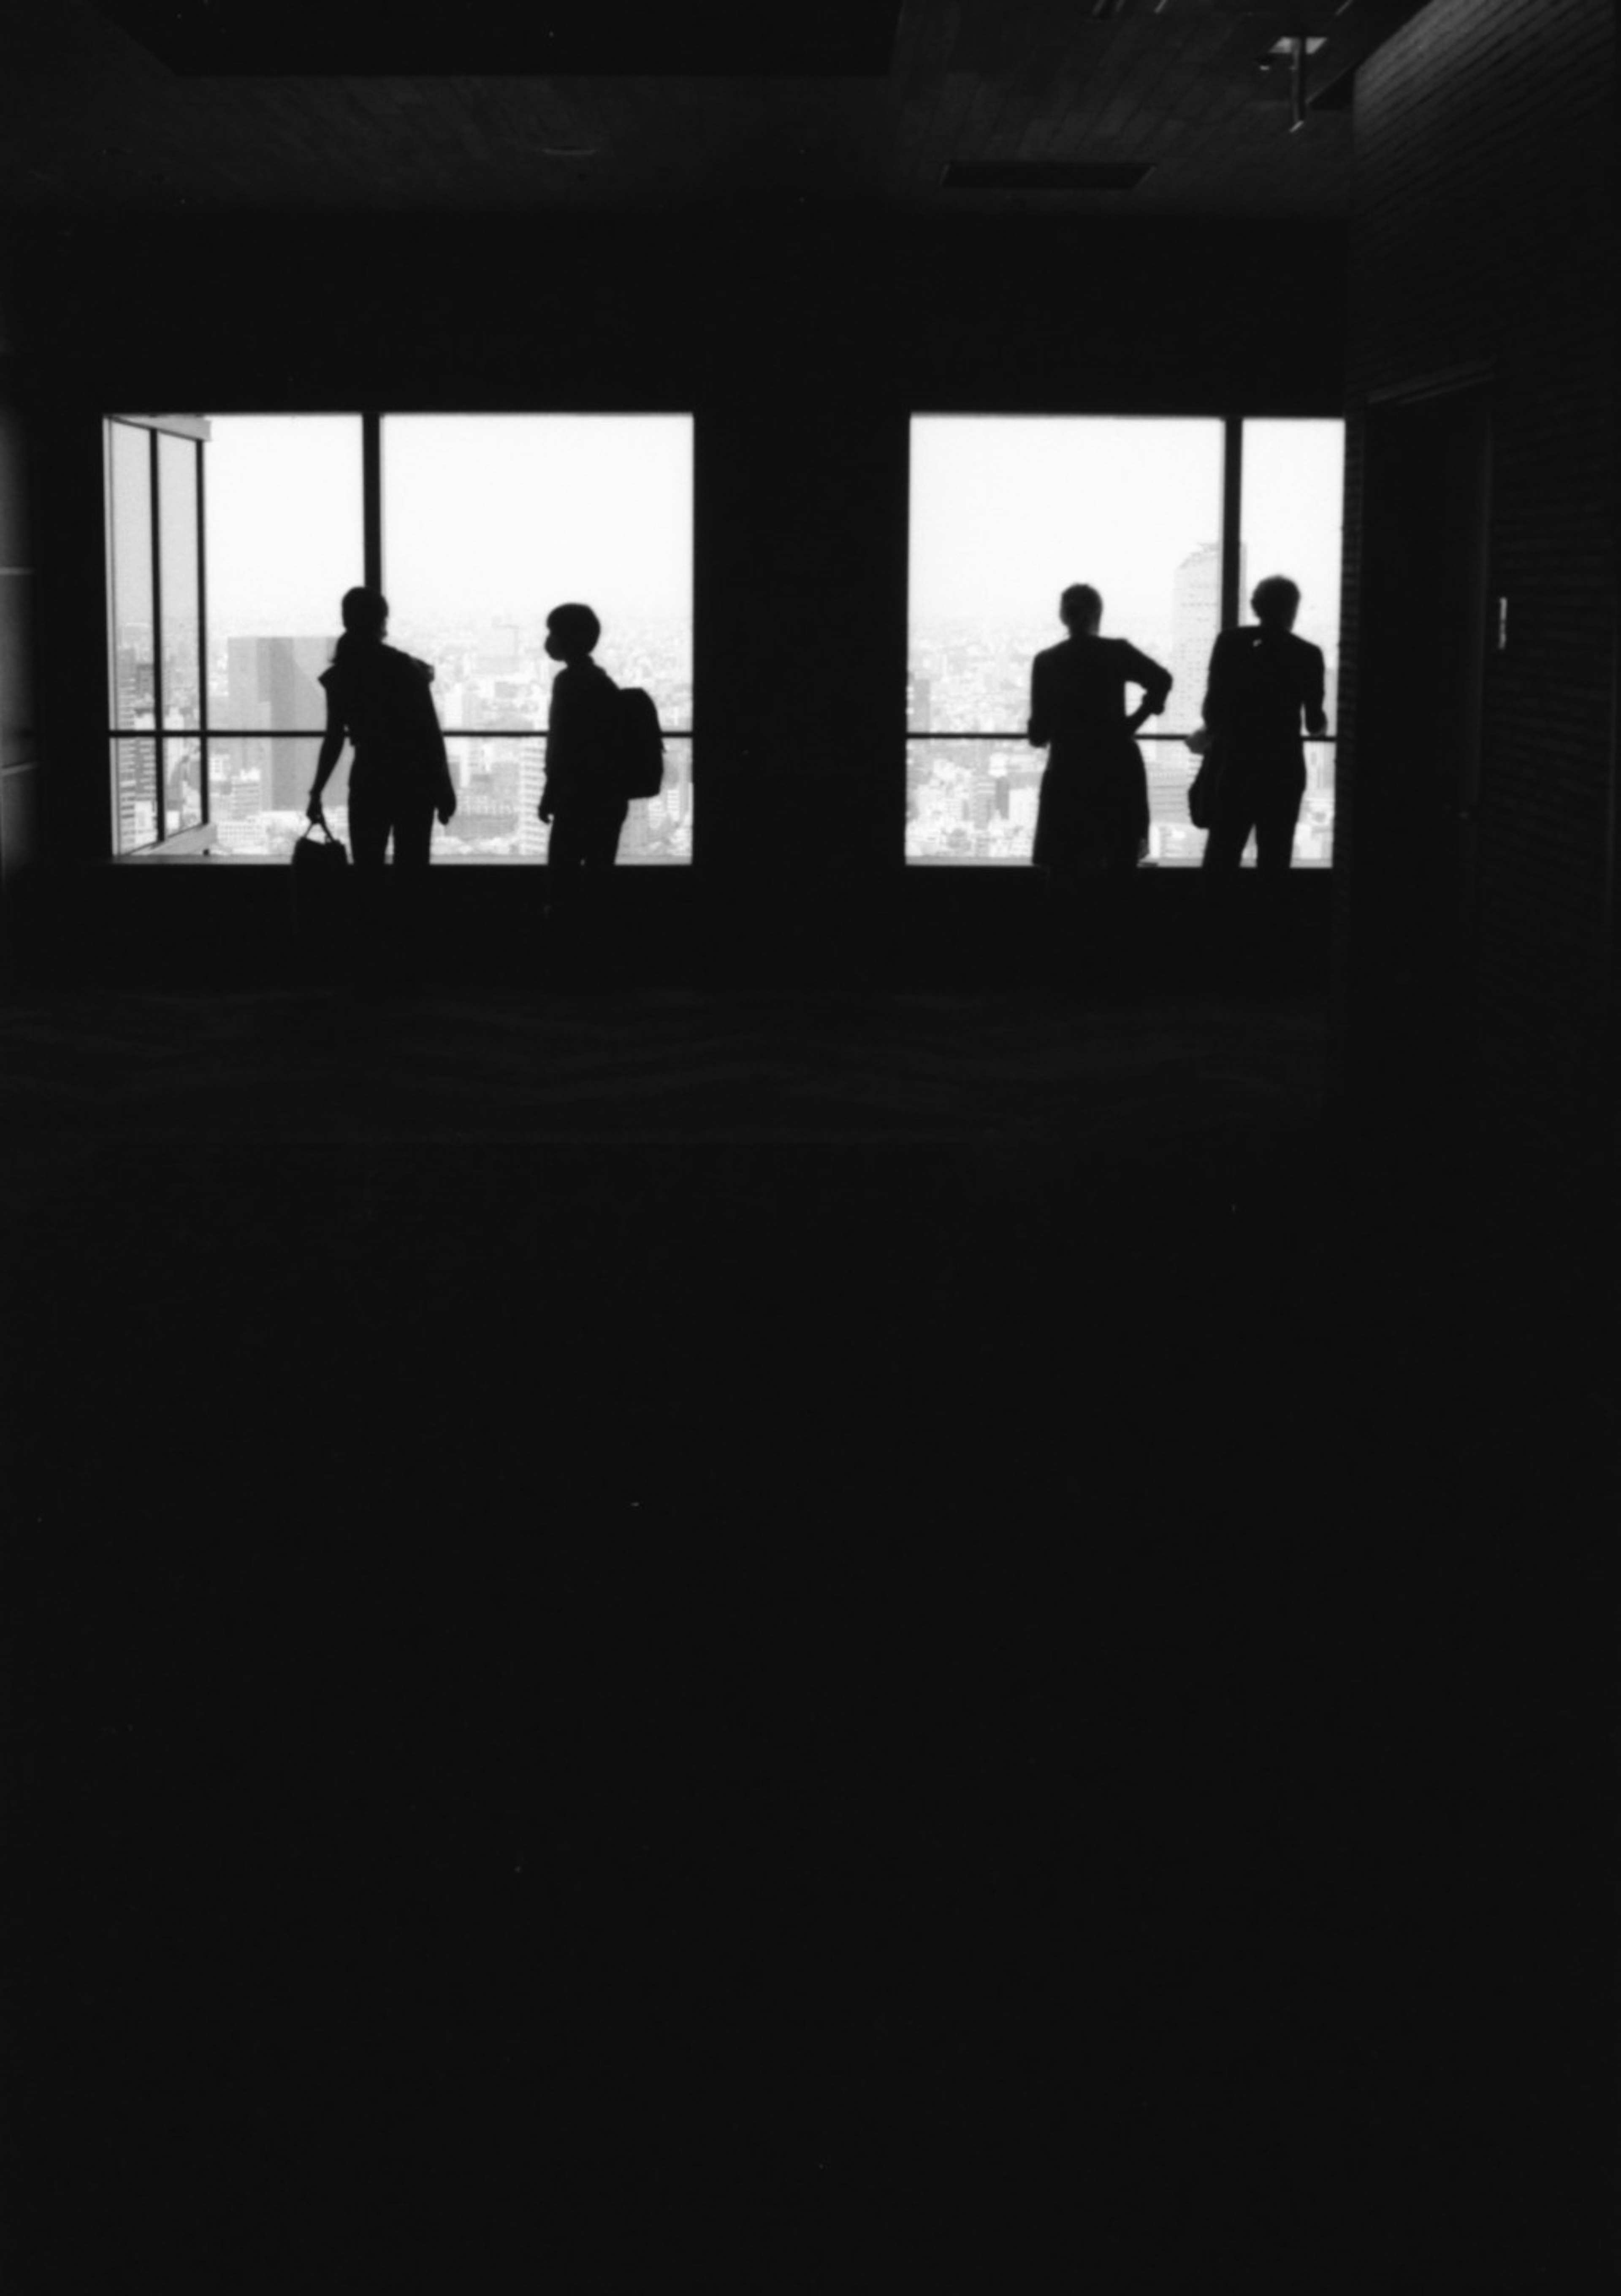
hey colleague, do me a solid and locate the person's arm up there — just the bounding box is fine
[1027,652,1052,748]
[412,661,457,824]
[1122,643,1172,732]
[1304,642,1328,738]
[307,681,346,820]
[537,670,562,817]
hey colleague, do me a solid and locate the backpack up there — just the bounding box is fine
[613,686,666,799]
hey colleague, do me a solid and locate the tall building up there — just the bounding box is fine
[225,637,333,812]
[113,642,157,850]
[1169,542,1244,727]
[517,737,548,858]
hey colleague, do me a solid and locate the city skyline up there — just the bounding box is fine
[108,412,1341,864]
[113,590,1337,865]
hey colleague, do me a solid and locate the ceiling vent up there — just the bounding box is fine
[942,162,1154,193]
[91,0,906,76]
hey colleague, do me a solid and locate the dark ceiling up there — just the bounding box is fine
[0,0,1431,221]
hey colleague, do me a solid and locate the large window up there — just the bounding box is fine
[907,416,1342,866]
[382,417,692,862]
[106,413,693,862]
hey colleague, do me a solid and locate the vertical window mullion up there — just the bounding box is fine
[149,427,165,846]
[363,412,383,593]
[105,423,119,854]
[196,434,209,828]
[1220,416,1244,632]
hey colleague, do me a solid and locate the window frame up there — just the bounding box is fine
[104,409,697,859]
[904,412,1342,867]
[106,415,211,854]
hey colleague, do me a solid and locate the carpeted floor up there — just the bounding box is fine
[1,981,1608,2288]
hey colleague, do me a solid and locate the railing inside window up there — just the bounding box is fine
[905,731,1338,867]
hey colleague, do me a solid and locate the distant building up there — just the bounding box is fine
[518,738,547,856]
[225,636,333,812]
[1170,542,1244,729]
[113,643,157,848]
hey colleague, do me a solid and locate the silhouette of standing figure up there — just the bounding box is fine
[538,603,627,971]
[1198,575,1328,974]
[1027,584,1171,984]
[307,587,456,989]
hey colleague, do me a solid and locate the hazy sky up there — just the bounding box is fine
[384,417,693,629]
[1236,419,1346,630]
[203,418,363,631]
[909,416,1343,634]
[203,415,693,633]
[196,410,1339,642]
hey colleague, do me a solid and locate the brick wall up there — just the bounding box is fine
[1334,0,1616,1201]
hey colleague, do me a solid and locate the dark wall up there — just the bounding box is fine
[12,211,1346,920]
[1332,0,1616,1198]
[0,261,40,924]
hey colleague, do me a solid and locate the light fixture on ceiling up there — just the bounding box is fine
[1267,34,1328,130]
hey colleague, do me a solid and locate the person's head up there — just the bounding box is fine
[545,603,601,664]
[337,586,388,649]
[1251,576,1301,632]
[1059,584,1103,637]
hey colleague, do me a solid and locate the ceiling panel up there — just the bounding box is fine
[0,0,1436,222]
[89,0,909,77]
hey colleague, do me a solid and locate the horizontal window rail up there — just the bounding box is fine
[117,727,1326,745]
[110,725,696,740]
[909,729,1335,743]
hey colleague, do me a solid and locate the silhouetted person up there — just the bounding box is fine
[1198,575,1327,973]
[307,586,456,989]
[538,603,627,975]
[1027,584,1171,987]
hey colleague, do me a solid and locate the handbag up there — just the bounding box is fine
[292,816,348,874]
[291,817,349,947]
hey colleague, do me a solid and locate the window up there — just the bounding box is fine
[381,417,692,862]
[907,415,1342,866]
[106,419,163,851]
[106,413,694,862]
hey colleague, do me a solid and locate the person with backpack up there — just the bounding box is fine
[538,602,664,972]
[306,585,456,989]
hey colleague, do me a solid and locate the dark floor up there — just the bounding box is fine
[1,979,1611,2287]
